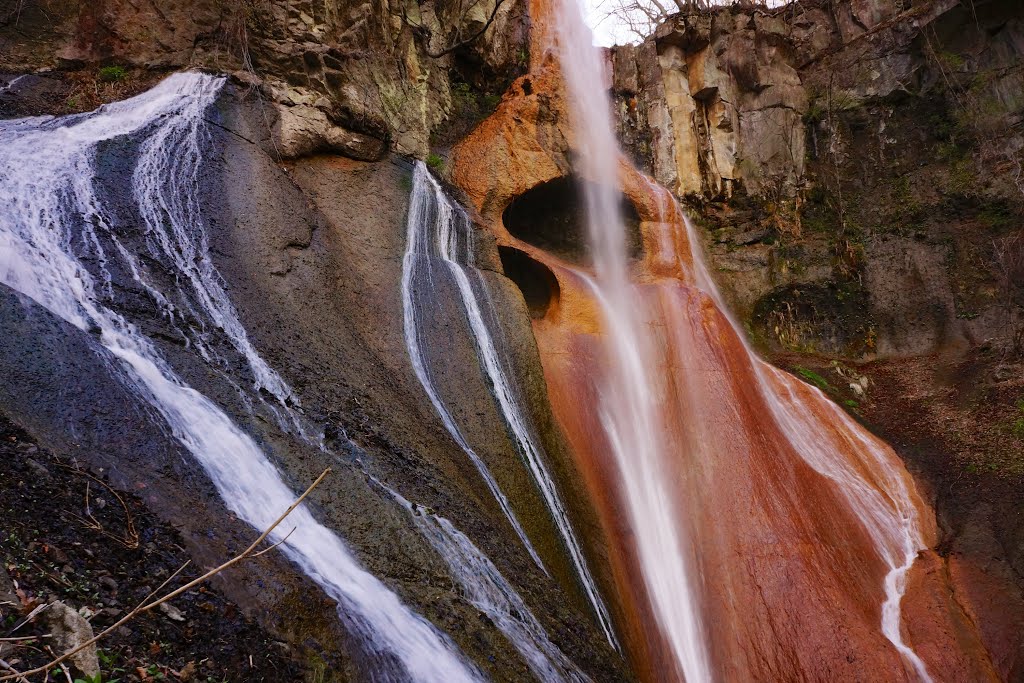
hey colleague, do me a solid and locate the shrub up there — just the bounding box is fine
[426,153,445,171]
[98,65,127,82]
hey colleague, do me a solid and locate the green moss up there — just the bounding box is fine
[979,203,1014,231]
[937,51,965,71]
[803,99,826,125]
[946,158,976,196]
[98,65,127,82]
[482,93,502,110]
[795,366,831,392]
[1008,398,1024,438]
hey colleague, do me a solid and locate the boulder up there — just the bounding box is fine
[272,103,387,161]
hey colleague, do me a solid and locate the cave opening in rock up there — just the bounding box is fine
[501,176,642,265]
[499,246,560,319]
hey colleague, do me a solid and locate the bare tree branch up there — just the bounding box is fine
[425,0,510,59]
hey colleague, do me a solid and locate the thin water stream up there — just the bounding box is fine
[401,162,618,647]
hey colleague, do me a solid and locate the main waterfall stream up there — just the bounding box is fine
[524,0,939,679]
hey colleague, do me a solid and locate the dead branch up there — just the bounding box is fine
[425,0,509,58]
[0,658,28,683]
[0,468,331,682]
[58,464,139,549]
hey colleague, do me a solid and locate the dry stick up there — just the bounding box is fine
[0,636,48,643]
[0,658,28,683]
[6,605,47,636]
[0,468,331,682]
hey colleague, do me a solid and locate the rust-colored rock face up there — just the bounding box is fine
[450,1,1003,680]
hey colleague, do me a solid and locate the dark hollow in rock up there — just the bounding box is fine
[502,176,643,265]
[499,246,560,319]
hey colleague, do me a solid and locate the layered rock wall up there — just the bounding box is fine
[614,0,1024,359]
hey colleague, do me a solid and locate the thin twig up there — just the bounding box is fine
[0,636,48,643]
[252,527,295,557]
[0,468,330,682]
[6,605,47,636]
[58,464,139,548]
[0,658,27,683]
[425,0,509,58]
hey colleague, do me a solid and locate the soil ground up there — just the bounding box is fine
[0,413,306,683]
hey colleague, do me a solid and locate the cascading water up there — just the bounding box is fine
[553,3,711,681]
[401,162,618,646]
[0,72,482,683]
[401,164,546,573]
[377,479,592,683]
[668,188,934,682]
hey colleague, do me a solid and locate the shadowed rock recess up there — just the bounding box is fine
[1,0,1023,681]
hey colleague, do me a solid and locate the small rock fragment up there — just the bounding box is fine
[44,600,100,678]
[158,601,186,622]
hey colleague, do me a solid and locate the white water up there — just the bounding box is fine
[0,75,26,94]
[401,163,547,574]
[377,479,592,683]
[554,2,713,680]
[0,72,481,683]
[402,162,619,647]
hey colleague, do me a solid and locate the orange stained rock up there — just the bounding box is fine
[448,3,1001,680]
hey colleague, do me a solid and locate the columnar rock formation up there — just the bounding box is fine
[611,0,1024,359]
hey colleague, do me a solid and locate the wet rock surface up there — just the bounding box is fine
[0,0,530,157]
[773,350,1024,680]
[0,79,630,681]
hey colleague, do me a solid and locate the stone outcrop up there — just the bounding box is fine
[44,601,100,678]
[0,0,529,157]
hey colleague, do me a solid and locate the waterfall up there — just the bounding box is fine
[0,72,482,683]
[377,479,592,683]
[552,0,935,680]
[401,163,546,573]
[401,163,618,647]
[554,3,712,681]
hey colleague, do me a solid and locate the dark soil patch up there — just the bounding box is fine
[0,413,305,682]
[0,69,167,119]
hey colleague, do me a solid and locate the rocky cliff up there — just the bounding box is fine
[1,0,529,156]
[613,0,1024,359]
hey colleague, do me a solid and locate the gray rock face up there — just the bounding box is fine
[615,0,1024,359]
[271,102,386,160]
